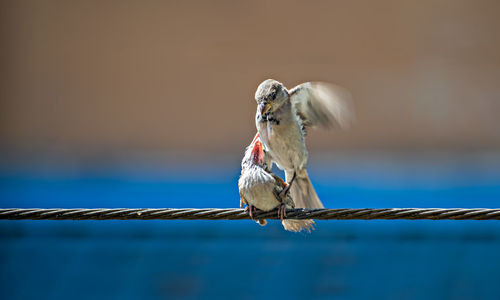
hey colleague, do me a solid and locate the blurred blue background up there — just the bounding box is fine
[2,158,500,299]
[1,0,500,299]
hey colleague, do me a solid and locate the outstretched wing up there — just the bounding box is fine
[289,82,354,129]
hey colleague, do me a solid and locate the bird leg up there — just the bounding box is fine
[280,171,297,198]
[273,186,288,222]
[239,193,248,209]
[245,205,255,220]
[278,202,287,222]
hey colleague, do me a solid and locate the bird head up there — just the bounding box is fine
[254,79,289,116]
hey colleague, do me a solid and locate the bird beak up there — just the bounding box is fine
[251,140,265,165]
[259,103,271,115]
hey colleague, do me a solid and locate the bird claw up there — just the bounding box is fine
[245,205,255,220]
[245,205,268,225]
[278,203,287,222]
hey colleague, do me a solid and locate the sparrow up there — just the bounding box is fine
[238,133,295,228]
[255,79,354,232]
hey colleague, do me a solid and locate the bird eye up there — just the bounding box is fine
[271,91,277,100]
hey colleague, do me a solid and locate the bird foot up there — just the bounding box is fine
[245,205,255,220]
[278,203,287,222]
[245,205,266,225]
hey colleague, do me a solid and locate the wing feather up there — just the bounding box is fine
[289,82,354,129]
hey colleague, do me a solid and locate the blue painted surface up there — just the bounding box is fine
[1,162,500,299]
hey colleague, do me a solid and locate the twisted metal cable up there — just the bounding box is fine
[1,208,500,221]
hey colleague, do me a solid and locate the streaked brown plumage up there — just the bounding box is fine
[238,133,294,228]
[255,79,354,232]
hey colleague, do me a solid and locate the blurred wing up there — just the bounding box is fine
[289,82,354,129]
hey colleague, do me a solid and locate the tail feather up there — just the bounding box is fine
[282,169,323,232]
[288,169,323,209]
[282,219,315,232]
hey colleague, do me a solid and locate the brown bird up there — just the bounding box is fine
[238,133,295,228]
[255,79,354,232]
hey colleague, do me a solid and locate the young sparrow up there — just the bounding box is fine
[238,133,295,228]
[255,79,354,232]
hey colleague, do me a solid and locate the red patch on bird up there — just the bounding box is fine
[251,138,265,166]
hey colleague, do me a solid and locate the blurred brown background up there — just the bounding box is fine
[1,0,499,164]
